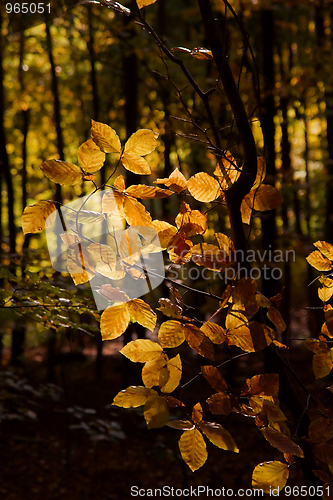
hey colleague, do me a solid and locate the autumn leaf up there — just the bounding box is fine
[261,428,304,457]
[100,303,131,340]
[313,351,333,378]
[187,172,221,202]
[113,386,156,408]
[154,167,187,193]
[200,322,226,344]
[191,243,229,271]
[192,403,203,424]
[96,284,129,303]
[252,157,266,189]
[142,354,168,388]
[314,241,333,260]
[127,299,157,331]
[175,201,207,236]
[67,244,96,285]
[120,339,163,363]
[252,461,289,494]
[248,184,283,211]
[214,153,240,189]
[184,324,215,360]
[120,129,158,175]
[123,196,153,227]
[267,307,287,331]
[158,321,187,348]
[201,365,228,392]
[77,138,106,172]
[125,185,172,199]
[143,395,169,429]
[199,421,239,452]
[178,428,207,471]
[91,120,121,153]
[137,0,157,8]
[159,354,182,393]
[167,420,194,430]
[158,298,183,319]
[227,322,274,352]
[241,374,279,397]
[21,201,57,234]
[206,393,232,416]
[41,159,82,186]
[306,251,332,271]
[309,417,333,443]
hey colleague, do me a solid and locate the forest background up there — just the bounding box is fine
[1,0,333,498]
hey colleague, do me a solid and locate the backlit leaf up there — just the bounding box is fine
[206,393,232,415]
[306,251,332,271]
[127,299,157,331]
[152,220,178,249]
[252,461,289,494]
[167,420,194,430]
[125,185,172,199]
[185,324,215,360]
[158,298,183,319]
[199,421,239,452]
[137,0,157,8]
[261,428,304,457]
[120,339,163,363]
[41,160,82,186]
[21,201,56,234]
[154,167,187,193]
[142,354,168,388]
[314,241,333,260]
[241,374,279,397]
[113,386,156,408]
[66,210,105,225]
[159,354,182,393]
[91,120,121,153]
[192,403,203,424]
[252,157,266,189]
[313,351,333,378]
[214,153,240,190]
[124,129,158,156]
[178,428,207,471]
[124,196,153,226]
[200,322,226,344]
[121,153,151,175]
[215,233,234,254]
[97,284,129,302]
[267,307,287,331]
[175,201,207,236]
[77,139,106,172]
[187,172,221,202]
[247,184,283,211]
[227,322,274,352]
[191,243,229,271]
[158,321,187,348]
[67,244,96,285]
[100,303,130,340]
[144,395,169,429]
[201,365,228,392]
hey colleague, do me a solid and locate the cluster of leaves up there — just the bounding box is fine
[20,119,320,493]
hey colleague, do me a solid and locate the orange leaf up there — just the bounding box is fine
[154,167,187,193]
[261,427,304,457]
[201,365,228,392]
[187,172,221,202]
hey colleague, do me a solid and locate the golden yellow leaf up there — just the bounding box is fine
[306,251,332,271]
[102,190,125,219]
[175,201,207,236]
[144,395,169,429]
[124,196,153,227]
[252,157,266,189]
[214,153,240,189]
[313,351,333,378]
[191,243,229,271]
[158,298,183,319]
[137,0,157,9]
[240,195,253,224]
[254,399,287,423]
[124,129,158,156]
[67,244,96,285]
[261,428,304,457]
[21,201,57,234]
[154,167,187,193]
[192,403,203,424]
[120,339,163,363]
[309,417,333,443]
[113,386,156,408]
[225,309,248,329]
[41,159,82,186]
[185,324,215,360]
[201,365,228,392]
[121,153,151,175]
[199,421,239,452]
[97,284,129,302]
[191,47,213,60]
[158,321,187,348]
[125,185,172,199]
[127,298,157,331]
[200,322,226,344]
[206,393,232,415]
[252,461,289,494]
[267,307,286,331]
[82,173,96,181]
[247,184,283,211]
[114,174,125,191]
[215,233,234,255]
[227,322,274,352]
[159,354,182,393]
[142,354,168,388]
[100,303,130,340]
[167,420,194,430]
[91,119,121,153]
[167,234,193,264]
[179,428,207,471]
[232,277,257,305]
[187,172,221,202]
[151,220,178,249]
[87,244,123,280]
[60,233,81,247]
[67,210,105,225]
[117,227,142,264]
[77,139,106,172]
[314,240,333,260]
[242,374,279,397]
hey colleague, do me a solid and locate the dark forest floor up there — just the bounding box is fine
[0,341,331,500]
